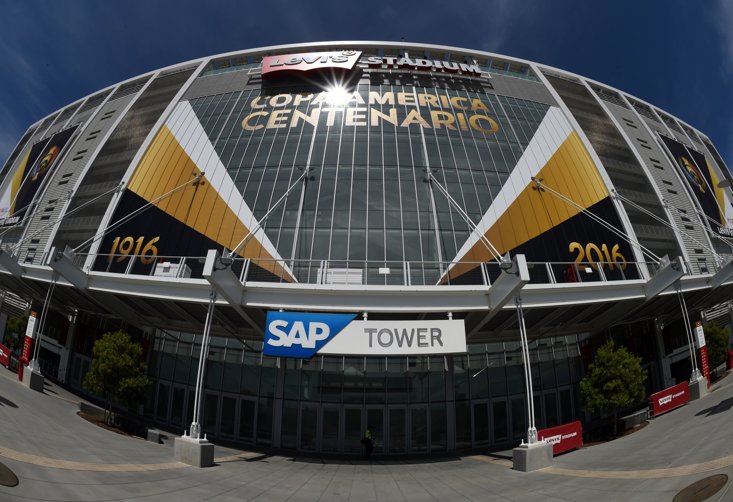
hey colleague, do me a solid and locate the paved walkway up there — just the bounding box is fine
[1,368,733,501]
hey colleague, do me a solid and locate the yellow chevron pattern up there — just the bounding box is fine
[447,132,608,281]
[128,125,293,281]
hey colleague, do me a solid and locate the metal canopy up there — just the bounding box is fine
[0,257,730,344]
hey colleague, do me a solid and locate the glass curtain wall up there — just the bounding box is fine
[184,78,553,283]
[146,331,585,454]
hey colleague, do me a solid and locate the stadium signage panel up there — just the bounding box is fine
[264,311,466,358]
[363,55,483,76]
[241,90,500,135]
[262,50,362,76]
[538,421,583,455]
[262,50,483,78]
[649,381,689,417]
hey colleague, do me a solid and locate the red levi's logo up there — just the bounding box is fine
[262,50,362,77]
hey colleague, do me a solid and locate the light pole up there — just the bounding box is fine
[187,290,217,441]
[173,288,217,468]
[27,275,57,374]
[515,295,538,445]
[676,286,707,400]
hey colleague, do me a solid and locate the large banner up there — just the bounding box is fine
[0,126,77,227]
[659,135,733,236]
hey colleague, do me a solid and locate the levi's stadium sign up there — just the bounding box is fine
[261,50,484,78]
[263,311,467,358]
[262,50,362,76]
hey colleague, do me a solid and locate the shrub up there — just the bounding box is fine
[580,340,647,436]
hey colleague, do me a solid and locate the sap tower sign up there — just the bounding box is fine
[263,311,467,358]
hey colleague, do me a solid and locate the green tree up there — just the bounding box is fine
[3,315,28,351]
[83,331,149,425]
[580,340,647,436]
[704,321,730,369]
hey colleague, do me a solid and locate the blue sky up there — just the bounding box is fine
[0,0,731,172]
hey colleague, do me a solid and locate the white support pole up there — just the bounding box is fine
[28,276,57,373]
[677,287,702,380]
[188,290,217,440]
[516,295,537,444]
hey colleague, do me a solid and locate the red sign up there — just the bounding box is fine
[649,381,689,417]
[538,421,583,455]
[0,343,8,367]
[22,311,37,361]
[698,346,710,385]
[262,50,361,77]
[21,336,32,361]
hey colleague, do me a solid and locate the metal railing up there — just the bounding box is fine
[14,249,733,288]
[59,252,672,287]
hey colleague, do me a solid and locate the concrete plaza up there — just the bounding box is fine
[1,368,732,501]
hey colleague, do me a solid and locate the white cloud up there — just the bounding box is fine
[712,0,733,76]
[451,0,542,54]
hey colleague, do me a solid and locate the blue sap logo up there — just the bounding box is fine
[264,311,356,358]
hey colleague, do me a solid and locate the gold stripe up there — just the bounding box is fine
[448,132,608,281]
[127,126,292,281]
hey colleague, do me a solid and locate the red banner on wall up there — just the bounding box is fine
[538,421,583,455]
[649,381,689,417]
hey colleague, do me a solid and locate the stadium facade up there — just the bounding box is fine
[1,41,732,456]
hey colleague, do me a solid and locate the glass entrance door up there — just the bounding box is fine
[169,385,187,429]
[322,406,341,453]
[299,404,319,451]
[491,399,509,444]
[388,407,406,453]
[410,406,428,453]
[472,400,490,446]
[238,397,256,444]
[219,393,238,439]
[344,406,363,454]
[366,407,384,454]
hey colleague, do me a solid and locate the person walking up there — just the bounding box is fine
[362,425,374,460]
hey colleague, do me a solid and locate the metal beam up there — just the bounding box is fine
[48,246,89,291]
[203,249,263,335]
[711,260,733,289]
[0,249,23,276]
[468,254,529,338]
[645,256,685,300]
